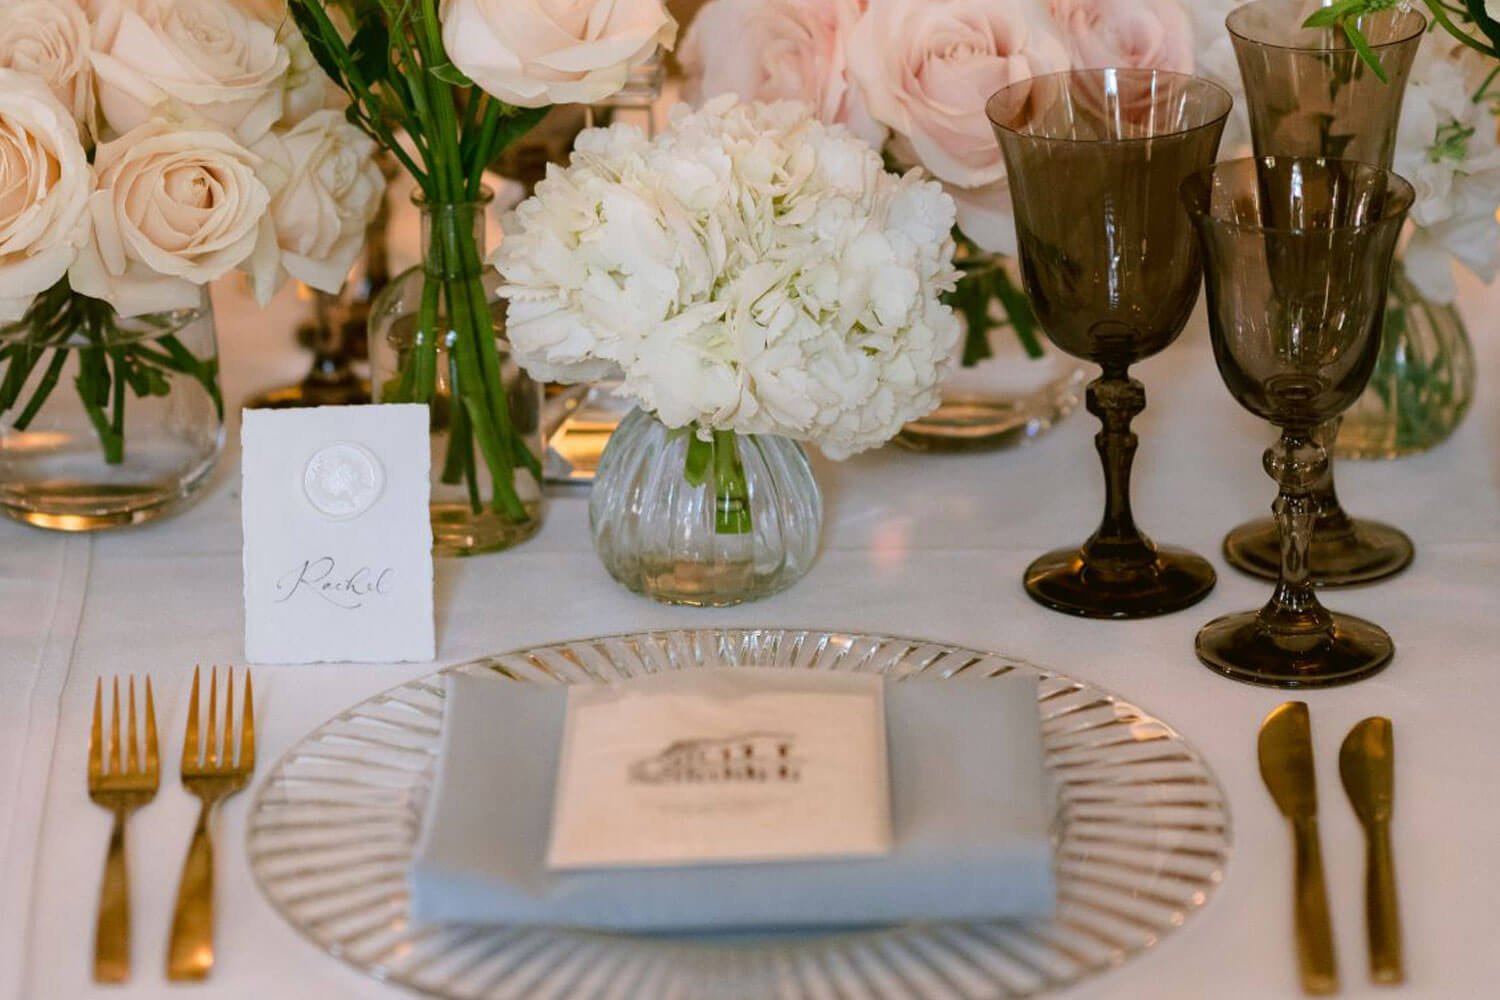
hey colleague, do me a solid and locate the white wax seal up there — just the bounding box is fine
[303,442,384,521]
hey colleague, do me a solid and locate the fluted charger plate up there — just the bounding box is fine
[247,629,1231,999]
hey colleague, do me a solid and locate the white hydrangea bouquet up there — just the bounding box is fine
[0,0,385,463]
[496,98,960,528]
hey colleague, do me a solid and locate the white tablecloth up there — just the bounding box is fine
[3,270,1498,1000]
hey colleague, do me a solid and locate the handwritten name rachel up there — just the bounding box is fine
[275,557,394,610]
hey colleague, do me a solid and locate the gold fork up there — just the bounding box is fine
[167,665,254,981]
[88,675,160,983]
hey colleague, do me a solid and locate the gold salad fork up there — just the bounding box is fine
[88,675,160,983]
[167,665,254,981]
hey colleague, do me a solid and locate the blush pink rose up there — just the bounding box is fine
[680,0,884,147]
[1047,0,1193,72]
[847,0,1069,253]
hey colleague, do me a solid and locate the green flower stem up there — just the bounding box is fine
[2,284,220,463]
[682,429,753,535]
[712,430,752,535]
[12,350,69,430]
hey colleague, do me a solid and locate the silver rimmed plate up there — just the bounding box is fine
[247,629,1230,999]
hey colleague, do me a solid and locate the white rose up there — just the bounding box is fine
[0,0,94,132]
[680,0,885,147]
[0,70,92,322]
[441,0,677,108]
[276,22,342,127]
[90,0,291,143]
[253,110,385,295]
[1048,0,1193,72]
[69,119,274,317]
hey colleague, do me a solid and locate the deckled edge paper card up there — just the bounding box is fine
[241,404,435,664]
[547,669,892,870]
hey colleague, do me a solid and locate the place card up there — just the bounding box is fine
[547,669,891,870]
[241,405,435,664]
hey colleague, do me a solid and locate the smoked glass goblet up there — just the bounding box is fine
[988,68,1230,619]
[1224,0,1426,587]
[1182,157,1414,687]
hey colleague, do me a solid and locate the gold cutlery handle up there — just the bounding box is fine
[167,803,216,981]
[1367,821,1404,984]
[1293,815,1339,995]
[94,809,130,983]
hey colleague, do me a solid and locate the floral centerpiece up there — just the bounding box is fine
[495,98,960,604]
[0,0,384,528]
[285,0,676,554]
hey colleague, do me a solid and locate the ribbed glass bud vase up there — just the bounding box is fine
[589,408,822,607]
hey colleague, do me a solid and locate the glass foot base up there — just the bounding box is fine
[1024,545,1217,620]
[1223,516,1413,587]
[1195,610,1394,688]
[246,375,371,410]
[432,500,542,557]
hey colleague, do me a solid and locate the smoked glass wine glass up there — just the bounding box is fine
[988,68,1230,618]
[1183,157,1414,686]
[1224,0,1426,586]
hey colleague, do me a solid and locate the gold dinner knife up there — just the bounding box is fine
[1340,717,1403,985]
[1259,701,1338,995]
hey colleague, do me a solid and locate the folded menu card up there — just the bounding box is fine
[549,671,892,870]
[409,667,1055,931]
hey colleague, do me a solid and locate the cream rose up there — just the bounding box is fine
[69,120,274,317]
[0,0,94,132]
[253,109,384,294]
[681,0,884,147]
[0,70,92,322]
[1048,0,1193,72]
[441,0,678,108]
[89,0,291,143]
[849,0,1069,190]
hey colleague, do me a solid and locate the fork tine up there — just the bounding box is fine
[89,678,102,781]
[108,677,121,776]
[145,676,159,777]
[240,671,254,769]
[126,676,138,774]
[206,666,219,767]
[223,666,235,767]
[182,665,200,771]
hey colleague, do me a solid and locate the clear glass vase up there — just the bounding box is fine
[1336,260,1476,459]
[369,192,544,556]
[0,287,223,530]
[590,408,822,607]
[897,252,1087,452]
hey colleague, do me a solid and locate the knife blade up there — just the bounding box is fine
[1340,717,1403,985]
[1259,702,1339,995]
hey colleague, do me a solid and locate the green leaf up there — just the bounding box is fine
[1466,0,1500,52]
[349,19,390,86]
[287,1,346,90]
[1347,23,1389,83]
[489,104,551,157]
[429,62,474,88]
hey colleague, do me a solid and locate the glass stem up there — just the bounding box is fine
[1081,369,1155,571]
[1308,417,1355,538]
[1262,428,1334,634]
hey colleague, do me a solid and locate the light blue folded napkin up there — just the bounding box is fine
[409,668,1055,932]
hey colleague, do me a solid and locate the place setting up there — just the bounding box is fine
[4,0,1496,997]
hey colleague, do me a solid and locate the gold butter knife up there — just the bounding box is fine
[1340,717,1403,985]
[1259,702,1338,995]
